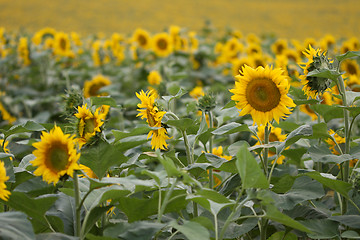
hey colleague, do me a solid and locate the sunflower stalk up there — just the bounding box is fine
[157,178,178,223]
[208,110,214,189]
[73,171,82,238]
[337,75,350,215]
[263,124,271,176]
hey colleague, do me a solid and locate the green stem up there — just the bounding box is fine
[166,111,193,165]
[263,124,270,176]
[337,75,350,215]
[214,214,219,240]
[157,178,178,223]
[260,219,269,240]
[73,172,81,238]
[208,110,214,189]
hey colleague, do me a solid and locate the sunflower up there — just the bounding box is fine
[31,126,80,185]
[136,90,170,150]
[189,86,205,100]
[17,37,31,66]
[212,146,232,160]
[147,70,162,85]
[271,39,288,55]
[255,125,287,164]
[83,75,111,98]
[188,31,199,53]
[0,161,10,201]
[53,32,73,57]
[152,32,173,57]
[230,65,295,126]
[299,45,331,99]
[223,37,243,59]
[74,104,106,147]
[32,27,56,45]
[0,102,16,124]
[231,57,253,76]
[325,129,345,155]
[341,60,360,76]
[283,49,300,63]
[132,28,151,49]
[0,139,12,160]
[246,43,262,55]
[320,34,336,51]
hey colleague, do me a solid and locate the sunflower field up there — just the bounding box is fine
[1,25,360,240]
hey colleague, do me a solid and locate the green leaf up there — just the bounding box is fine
[236,143,269,189]
[2,120,46,139]
[80,140,128,179]
[336,51,360,62]
[307,68,341,82]
[272,176,325,210]
[345,90,360,105]
[222,218,258,239]
[304,171,352,199]
[276,124,312,154]
[293,99,319,105]
[0,211,35,240]
[169,220,210,240]
[342,231,360,239]
[165,118,195,131]
[268,231,297,240]
[299,219,339,239]
[112,126,152,141]
[90,96,118,107]
[104,221,165,240]
[212,122,251,135]
[329,215,360,229]
[310,104,343,122]
[309,145,354,164]
[264,205,311,233]
[222,100,236,109]
[36,233,79,240]
[6,192,57,232]
[82,205,112,237]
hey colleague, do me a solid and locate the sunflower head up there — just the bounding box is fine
[147,70,162,85]
[230,64,296,126]
[152,33,173,57]
[0,160,10,201]
[74,104,107,147]
[299,45,333,99]
[197,93,216,112]
[132,28,151,49]
[31,126,80,185]
[83,75,111,98]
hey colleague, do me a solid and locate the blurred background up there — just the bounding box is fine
[0,0,359,39]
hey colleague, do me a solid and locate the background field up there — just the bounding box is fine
[0,0,359,39]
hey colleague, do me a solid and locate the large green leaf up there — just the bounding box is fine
[169,220,210,240]
[299,219,340,239]
[329,215,360,229]
[90,96,118,107]
[103,221,165,240]
[36,233,79,240]
[310,104,344,122]
[304,171,352,199]
[212,122,251,135]
[0,211,35,240]
[268,231,297,240]
[236,143,269,189]
[309,145,354,164]
[80,140,128,179]
[112,126,151,141]
[306,69,341,82]
[6,191,57,232]
[1,120,46,139]
[165,118,195,131]
[222,218,258,239]
[336,51,360,62]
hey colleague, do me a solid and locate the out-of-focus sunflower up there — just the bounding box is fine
[271,39,288,55]
[147,70,162,85]
[0,161,10,201]
[223,37,243,59]
[83,75,111,98]
[152,32,173,57]
[31,126,80,185]
[320,34,336,51]
[246,43,262,55]
[0,101,16,124]
[231,57,253,77]
[132,28,151,49]
[54,32,74,57]
[189,86,205,100]
[74,104,107,147]
[17,37,31,66]
[230,65,295,126]
[136,90,170,150]
[32,27,56,45]
[341,59,360,76]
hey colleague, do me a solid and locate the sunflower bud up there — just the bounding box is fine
[63,90,84,116]
[197,93,216,112]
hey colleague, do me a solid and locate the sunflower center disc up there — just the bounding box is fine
[138,35,147,46]
[246,78,281,112]
[49,146,68,171]
[157,39,168,50]
[84,118,96,134]
[60,38,67,51]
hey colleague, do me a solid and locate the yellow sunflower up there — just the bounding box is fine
[0,161,10,201]
[31,126,80,185]
[0,139,13,160]
[246,43,262,55]
[32,27,56,45]
[231,57,253,77]
[271,39,288,55]
[17,37,31,66]
[255,125,287,164]
[189,86,205,100]
[320,34,336,51]
[136,90,170,150]
[152,32,173,57]
[212,146,232,161]
[325,129,345,155]
[230,65,295,126]
[0,102,16,124]
[223,37,244,59]
[147,70,162,85]
[299,45,330,99]
[83,75,111,98]
[74,104,106,147]
[341,60,360,76]
[132,28,151,49]
[53,32,73,57]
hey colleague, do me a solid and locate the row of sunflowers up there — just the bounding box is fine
[0,25,360,239]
